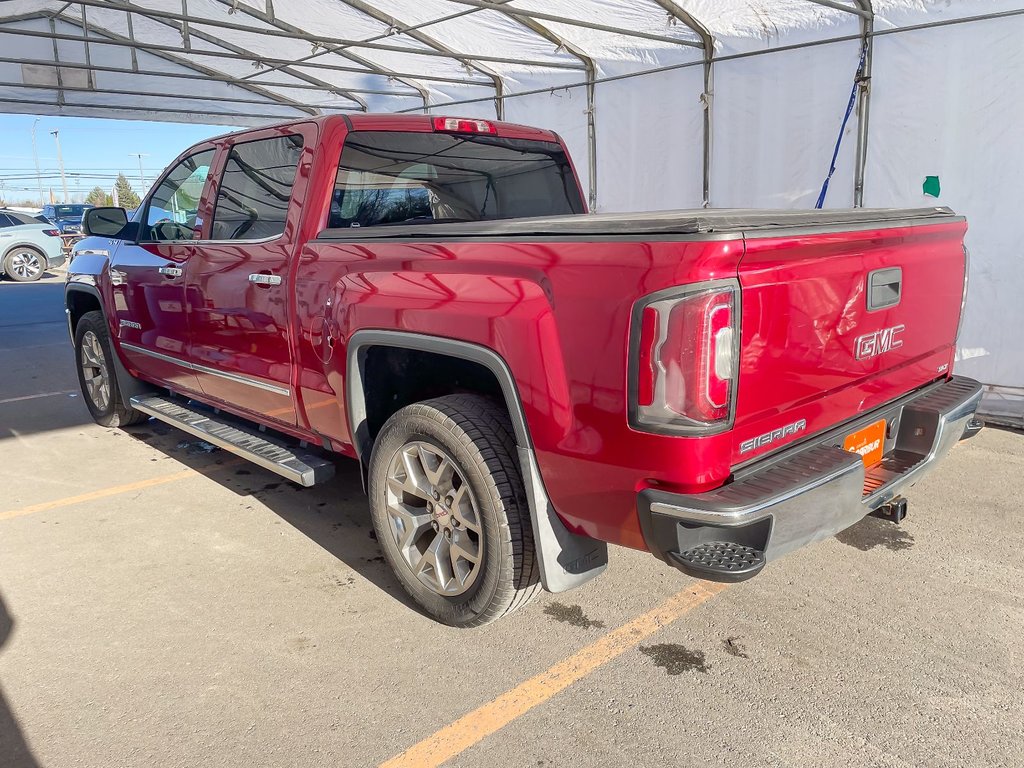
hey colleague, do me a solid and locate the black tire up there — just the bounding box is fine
[74,310,149,428]
[3,246,47,282]
[368,394,541,627]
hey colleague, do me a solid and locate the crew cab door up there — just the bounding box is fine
[111,148,217,394]
[185,125,314,426]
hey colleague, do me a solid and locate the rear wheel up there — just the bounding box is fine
[368,395,541,627]
[3,247,46,282]
[74,311,148,427]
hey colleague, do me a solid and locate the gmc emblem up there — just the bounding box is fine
[855,324,905,360]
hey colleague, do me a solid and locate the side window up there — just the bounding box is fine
[0,214,13,228]
[209,134,304,241]
[141,149,215,242]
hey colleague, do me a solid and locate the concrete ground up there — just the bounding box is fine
[1,272,1022,768]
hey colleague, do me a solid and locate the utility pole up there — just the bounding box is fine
[50,129,69,203]
[31,118,45,207]
[130,153,148,192]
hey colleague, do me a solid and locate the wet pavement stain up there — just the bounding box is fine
[723,636,749,659]
[543,602,605,629]
[640,643,709,675]
[235,469,251,476]
[835,516,914,552]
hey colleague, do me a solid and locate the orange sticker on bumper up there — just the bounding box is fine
[843,418,886,468]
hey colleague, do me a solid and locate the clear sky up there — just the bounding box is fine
[0,113,230,208]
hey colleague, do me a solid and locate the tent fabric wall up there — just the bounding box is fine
[2,0,1022,420]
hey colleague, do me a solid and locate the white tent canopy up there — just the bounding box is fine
[2,0,1022,421]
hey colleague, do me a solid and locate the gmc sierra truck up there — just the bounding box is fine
[66,114,982,627]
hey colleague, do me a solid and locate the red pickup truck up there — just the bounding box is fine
[66,114,982,626]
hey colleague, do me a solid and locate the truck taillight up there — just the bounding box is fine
[432,117,497,134]
[630,282,739,434]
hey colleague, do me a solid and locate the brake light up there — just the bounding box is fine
[631,282,739,433]
[432,117,497,134]
[43,229,61,237]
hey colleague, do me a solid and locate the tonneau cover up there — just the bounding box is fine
[317,207,958,241]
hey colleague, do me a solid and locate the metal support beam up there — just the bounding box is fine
[48,17,65,106]
[49,13,323,116]
[125,8,139,72]
[0,54,416,99]
[180,0,190,50]
[0,94,320,122]
[79,4,95,88]
[852,1,874,207]
[485,8,599,210]
[61,0,584,70]
[806,0,872,19]
[335,0,507,119]
[1,25,469,87]
[449,0,703,48]
[649,0,714,207]
[207,0,431,113]
[114,1,368,111]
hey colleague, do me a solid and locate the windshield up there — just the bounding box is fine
[53,205,91,217]
[329,131,583,229]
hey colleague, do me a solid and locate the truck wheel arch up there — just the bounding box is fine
[345,330,607,593]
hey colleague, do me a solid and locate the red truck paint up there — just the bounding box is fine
[67,113,978,603]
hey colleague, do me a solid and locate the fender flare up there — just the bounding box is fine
[346,329,608,593]
[65,281,153,401]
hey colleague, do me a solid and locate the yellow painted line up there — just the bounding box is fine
[379,581,727,768]
[0,459,242,521]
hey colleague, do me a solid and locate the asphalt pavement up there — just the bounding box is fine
[0,272,1021,768]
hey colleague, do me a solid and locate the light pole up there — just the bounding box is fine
[130,153,148,192]
[50,129,69,203]
[31,118,45,207]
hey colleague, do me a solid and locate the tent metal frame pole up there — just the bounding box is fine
[650,0,714,207]
[103,1,369,111]
[0,95,324,122]
[2,23,475,86]
[485,8,599,210]
[806,0,871,19]
[60,0,583,70]
[334,0,507,120]
[204,0,431,115]
[448,0,703,48]
[47,17,66,106]
[853,0,874,208]
[49,12,323,115]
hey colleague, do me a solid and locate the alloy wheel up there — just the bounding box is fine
[80,330,111,412]
[384,441,484,596]
[9,251,42,280]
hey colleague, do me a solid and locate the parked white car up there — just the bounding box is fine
[0,209,66,282]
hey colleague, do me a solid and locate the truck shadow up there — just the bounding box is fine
[123,422,421,614]
[0,594,41,768]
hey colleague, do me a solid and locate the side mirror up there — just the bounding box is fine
[83,207,129,238]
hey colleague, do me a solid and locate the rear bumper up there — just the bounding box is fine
[638,376,983,582]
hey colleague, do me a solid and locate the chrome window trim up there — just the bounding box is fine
[119,342,290,397]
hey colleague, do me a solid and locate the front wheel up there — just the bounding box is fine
[74,311,148,427]
[368,395,541,627]
[3,247,46,282]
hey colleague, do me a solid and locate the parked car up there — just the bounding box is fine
[0,209,66,281]
[41,203,93,235]
[65,114,981,626]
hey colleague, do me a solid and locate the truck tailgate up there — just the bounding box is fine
[731,218,968,466]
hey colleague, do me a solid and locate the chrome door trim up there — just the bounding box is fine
[248,273,283,286]
[120,342,290,397]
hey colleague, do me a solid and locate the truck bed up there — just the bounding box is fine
[317,206,959,241]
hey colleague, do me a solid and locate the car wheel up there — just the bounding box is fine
[368,394,541,627]
[74,311,148,427]
[3,247,46,282]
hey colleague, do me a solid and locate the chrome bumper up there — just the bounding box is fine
[638,376,983,572]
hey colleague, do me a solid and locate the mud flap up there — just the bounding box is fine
[518,446,608,593]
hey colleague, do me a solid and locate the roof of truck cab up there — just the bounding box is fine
[200,113,561,146]
[318,207,963,242]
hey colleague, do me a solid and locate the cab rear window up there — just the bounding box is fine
[329,131,583,229]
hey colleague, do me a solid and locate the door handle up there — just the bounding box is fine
[158,265,183,278]
[249,273,283,286]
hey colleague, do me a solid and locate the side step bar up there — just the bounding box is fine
[130,395,335,487]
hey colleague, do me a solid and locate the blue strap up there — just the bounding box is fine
[816,45,867,209]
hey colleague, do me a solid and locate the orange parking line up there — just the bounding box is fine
[0,459,241,521]
[379,581,727,768]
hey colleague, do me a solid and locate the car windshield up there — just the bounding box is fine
[53,205,90,217]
